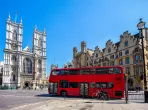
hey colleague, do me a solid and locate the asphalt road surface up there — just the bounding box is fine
[0,90,50,110]
[0,90,145,110]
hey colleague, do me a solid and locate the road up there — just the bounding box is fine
[0,90,145,110]
[0,90,50,110]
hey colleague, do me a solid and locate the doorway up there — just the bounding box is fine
[50,83,58,94]
[24,81,29,87]
[0,78,2,85]
[80,83,89,97]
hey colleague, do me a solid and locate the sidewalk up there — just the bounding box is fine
[9,99,148,110]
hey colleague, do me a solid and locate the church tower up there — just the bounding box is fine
[32,26,46,80]
[3,13,23,86]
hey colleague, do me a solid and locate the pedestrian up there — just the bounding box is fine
[138,85,140,91]
[136,86,138,92]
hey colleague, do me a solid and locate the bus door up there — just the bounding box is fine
[80,83,89,97]
[50,83,58,94]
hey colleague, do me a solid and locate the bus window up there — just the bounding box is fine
[80,69,90,75]
[52,70,60,75]
[59,70,64,75]
[96,68,108,74]
[91,69,96,74]
[60,80,68,88]
[109,68,114,74]
[69,82,78,88]
[108,82,114,88]
[64,70,69,75]
[90,82,95,88]
[69,70,80,75]
[114,68,121,74]
[96,82,108,88]
[109,68,121,74]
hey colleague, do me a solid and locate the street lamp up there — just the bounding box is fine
[137,18,148,103]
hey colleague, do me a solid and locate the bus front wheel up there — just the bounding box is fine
[61,91,67,97]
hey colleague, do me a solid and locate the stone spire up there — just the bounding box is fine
[7,13,10,21]
[44,28,46,34]
[34,25,37,31]
[20,18,22,25]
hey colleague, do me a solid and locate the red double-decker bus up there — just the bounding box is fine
[48,66,125,99]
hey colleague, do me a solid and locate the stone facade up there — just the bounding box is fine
[2,14,46,88]
[73,41,94,68]
[72,21,148,89]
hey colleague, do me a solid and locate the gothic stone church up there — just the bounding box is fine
[2,14,46,88]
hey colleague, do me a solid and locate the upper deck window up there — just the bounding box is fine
[52,67,122,75]
[52,70,79,75]
[96,68,108,74]
[109,68,121,74]
[52,70,60,75]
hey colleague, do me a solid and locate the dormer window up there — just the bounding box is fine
[108,48,111,53]
[125,41,128,46]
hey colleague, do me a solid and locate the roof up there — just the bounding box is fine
[115,42,120,47]
[87,49,94,56]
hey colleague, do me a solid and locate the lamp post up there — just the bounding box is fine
[137,18,148,103]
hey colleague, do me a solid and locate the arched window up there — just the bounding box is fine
[13,75,15,81]
[38,37,42,47]
[96,53,98,58]
[13,30,17,41]
[11,55,17,61]
[23,58,32,73]
[38,59,42,73]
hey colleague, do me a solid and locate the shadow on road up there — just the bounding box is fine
[36,94,123,101]
[36,94,50,97]
[106,101,126,104]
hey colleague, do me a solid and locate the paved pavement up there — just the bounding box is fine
[10,98,148,110]
[0,90,148,110]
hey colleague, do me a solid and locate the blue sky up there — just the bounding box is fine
[0,0,148,76]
